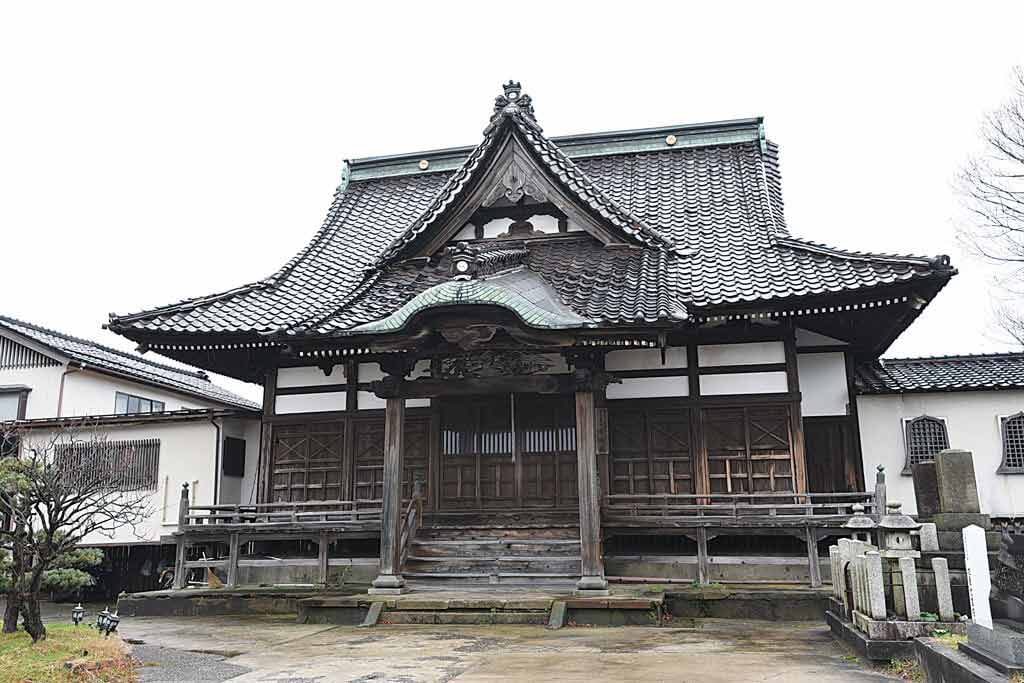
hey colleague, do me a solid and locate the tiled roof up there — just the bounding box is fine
[856,352,1024,394]
[108,83,954,344]
[0,315,258,409]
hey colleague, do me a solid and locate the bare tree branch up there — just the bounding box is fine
[957,66,1024,343]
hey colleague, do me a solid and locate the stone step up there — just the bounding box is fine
[381,610,549,625]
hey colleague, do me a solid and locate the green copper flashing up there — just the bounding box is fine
[347,118,764,182]
[350,278,593,334]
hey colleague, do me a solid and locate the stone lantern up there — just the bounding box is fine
[878,501,921,617]
[878,501,921,559]
[843,503,877,544]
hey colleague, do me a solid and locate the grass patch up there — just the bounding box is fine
[0,623,134,682]
[885,657,923,681]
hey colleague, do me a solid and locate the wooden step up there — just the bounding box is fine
[410,539,581,557]
[416,527,581,541]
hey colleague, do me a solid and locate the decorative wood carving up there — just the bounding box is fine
[439,325,499,350]
[438,350,555,379]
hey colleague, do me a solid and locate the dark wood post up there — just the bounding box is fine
[173,483,190,590]
[574,368,609,596]
[370,393,408,594]
[226,532,240,588]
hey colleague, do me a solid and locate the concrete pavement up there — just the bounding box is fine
[119,615,896,682]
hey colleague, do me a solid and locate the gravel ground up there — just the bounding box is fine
[132,643,250,682]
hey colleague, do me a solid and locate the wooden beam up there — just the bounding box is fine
[371,373,577,399]
[369,396,407,594]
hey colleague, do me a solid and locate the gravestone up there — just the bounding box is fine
[964,524,993,629]
[931,449,990,532]
[935,449,981,514]
[911,461,939,519]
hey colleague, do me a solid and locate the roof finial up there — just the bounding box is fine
[492,80,536,123]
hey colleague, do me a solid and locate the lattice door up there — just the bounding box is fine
[519,395,577,508]
[608,400,692,496]
[704,405,794,494]
[270,421,346,503]
[353,415,431,503]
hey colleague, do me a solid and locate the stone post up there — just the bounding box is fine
[932,557,955,622]
[829,546,841,599]
[865,551,887,620]
[370,395,407,595]
[899,556,921,621]
[918,523,939,552]
[873,466,887,521]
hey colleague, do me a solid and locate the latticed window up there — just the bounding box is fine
[903,416,949,472]
[999,413,1024,473]
[57,438,160,491]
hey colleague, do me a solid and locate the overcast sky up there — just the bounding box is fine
[2,2,1023,402]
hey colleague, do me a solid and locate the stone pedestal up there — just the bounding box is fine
[963,621,1024,673]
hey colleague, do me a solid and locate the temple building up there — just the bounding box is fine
[107,82,958,594]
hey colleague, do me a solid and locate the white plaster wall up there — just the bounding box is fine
[607,376,688,400]
[700,371,788,396]
[24,420,219,545]
[239,419,262,505]
[795,328,848,347]
[858,390,1024,517]
[218,417,260,505]
[0,364,65,418]
[275,392,346,414]
[605,347,687,371]
[698,341,785,367]
[276,365,345,388]
[798,352,849,417]
[60,369,216,416]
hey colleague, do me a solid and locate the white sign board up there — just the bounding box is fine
[963,524,993,629]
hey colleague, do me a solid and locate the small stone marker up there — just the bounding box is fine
[917,523,939,552]
[865,551,887,620]
[899,556,921,621]
[932,557,955,622]
[963,524,993,629]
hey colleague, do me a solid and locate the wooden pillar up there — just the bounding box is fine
[226,532,240,588]
[783,331,809,494]
[370,395,407,594]
[318,532,330,587]
[172,483,190,590]
[805,526,822,588]
[575,386,609,595]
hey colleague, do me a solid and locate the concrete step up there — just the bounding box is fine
[381,610,549,625]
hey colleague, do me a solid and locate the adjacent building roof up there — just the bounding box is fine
[106,82,955,373]
[0,315,258,409]
[856,352,1024,394]
[2,407,258,430]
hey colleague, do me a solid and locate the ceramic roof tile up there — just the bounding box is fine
[109,85,954,341]
[856,353,1024,393]
[0,315,257,409]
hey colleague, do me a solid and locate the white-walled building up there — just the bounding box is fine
[0,315,260,593]
[856,353,1024,519]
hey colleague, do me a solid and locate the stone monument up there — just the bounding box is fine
[959,525,1024,674]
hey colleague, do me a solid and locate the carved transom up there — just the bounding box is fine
[438,351,555,378]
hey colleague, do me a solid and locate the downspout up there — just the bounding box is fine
[210,417,223,505]
[56,362,84,417]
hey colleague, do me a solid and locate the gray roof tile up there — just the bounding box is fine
[856,353,1024,394]
[0,315,257,409]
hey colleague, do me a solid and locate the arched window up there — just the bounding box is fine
[999,413,1024,474]
[903,415,949,473]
